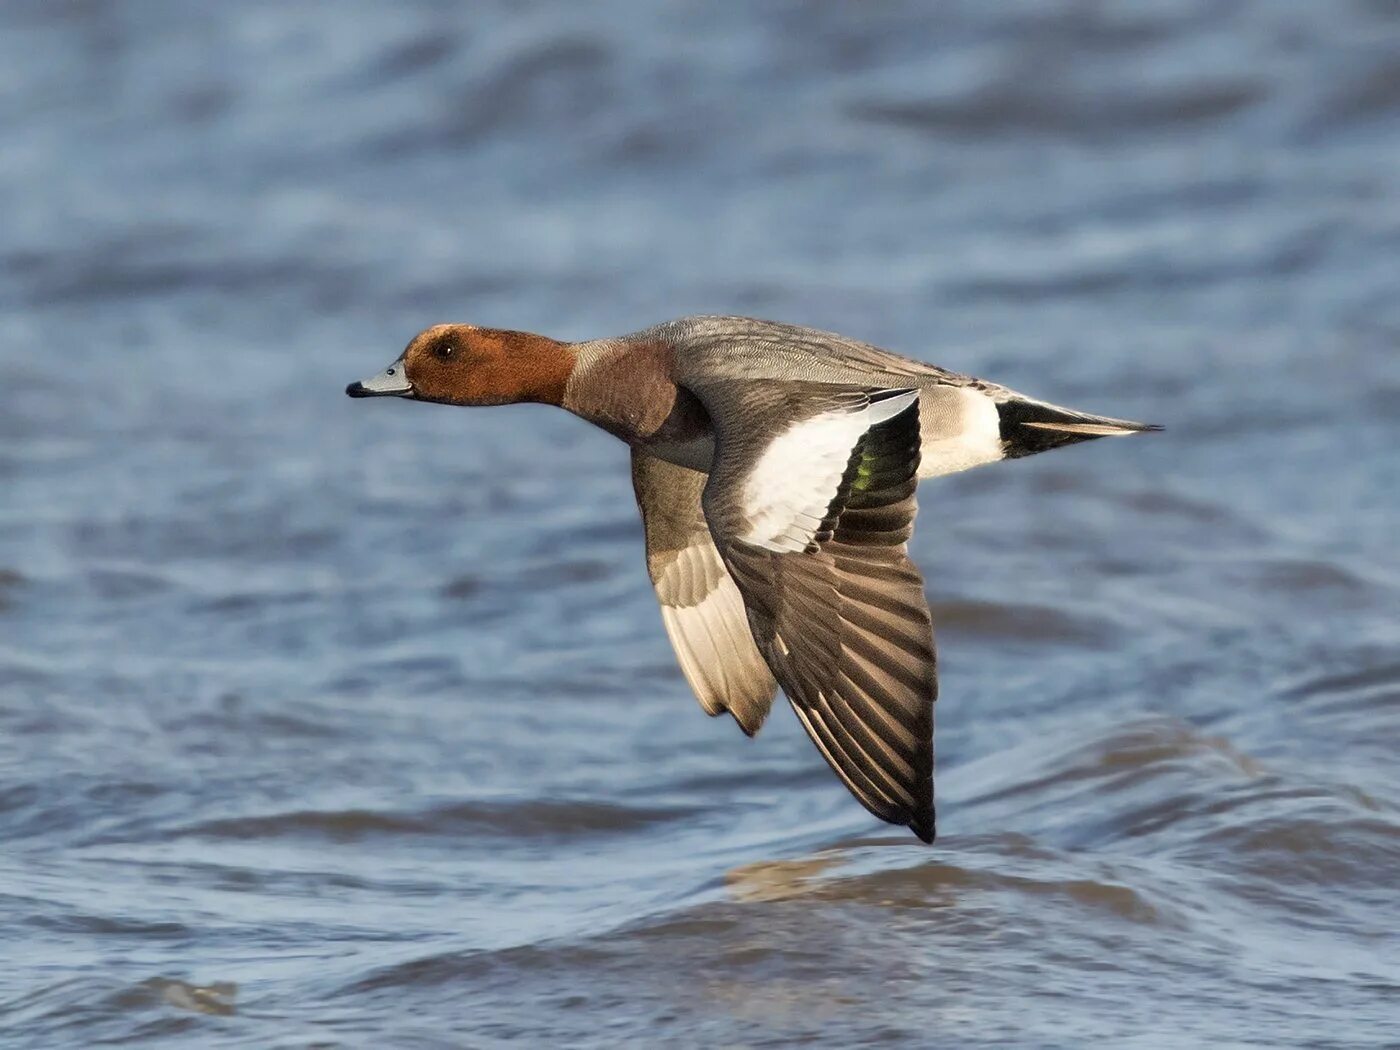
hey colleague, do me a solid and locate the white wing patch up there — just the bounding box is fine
[739,390,918,553]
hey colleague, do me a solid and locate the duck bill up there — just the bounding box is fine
[346,359,413,399]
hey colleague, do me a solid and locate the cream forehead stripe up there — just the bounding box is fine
[739,390,918,553]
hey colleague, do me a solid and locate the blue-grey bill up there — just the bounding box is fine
[347,360,412,398]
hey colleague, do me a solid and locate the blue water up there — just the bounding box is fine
[2,2,1398,1046]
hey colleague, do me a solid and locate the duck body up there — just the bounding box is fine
[348,315,1157,843]
[564,316,1147,479]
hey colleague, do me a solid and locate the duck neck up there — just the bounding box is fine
[563,337,700,447]
[500,330,576,406]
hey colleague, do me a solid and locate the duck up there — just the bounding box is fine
[347,315,1158,843]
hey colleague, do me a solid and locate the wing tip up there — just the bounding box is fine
[700,697,773,737]
[732,708,766,737]
[909,809,936,844]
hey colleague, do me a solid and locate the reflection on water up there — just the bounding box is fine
[2,0,1399,1046]
[725,854,843,903]
[148,980,237,1018]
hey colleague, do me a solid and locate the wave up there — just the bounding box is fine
[158,798,698,843]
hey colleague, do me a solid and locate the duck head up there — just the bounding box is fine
[346,324,573,407]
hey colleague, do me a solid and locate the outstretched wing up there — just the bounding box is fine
[631,450,778,736]
[694,381,938,842]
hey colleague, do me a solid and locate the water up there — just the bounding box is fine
[2,1,1399,1045]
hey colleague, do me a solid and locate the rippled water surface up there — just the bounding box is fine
[3,2,1399,1046]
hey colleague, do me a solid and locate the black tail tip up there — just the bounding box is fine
[997,399,1161,458]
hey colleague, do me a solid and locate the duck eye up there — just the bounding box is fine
[436,344,456,361]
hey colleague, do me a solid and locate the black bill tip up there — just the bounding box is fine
[346,381,369,398]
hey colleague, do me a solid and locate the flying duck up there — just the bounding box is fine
[347,316,1158,842]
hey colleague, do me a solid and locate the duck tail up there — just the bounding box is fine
[995,396,1161,459]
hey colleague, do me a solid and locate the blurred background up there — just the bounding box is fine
[2,1,1398,1046]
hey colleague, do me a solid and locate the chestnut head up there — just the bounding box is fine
[346,324,572,407]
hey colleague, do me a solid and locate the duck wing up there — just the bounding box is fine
[631,450,778,736]
[690,380,938,842]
